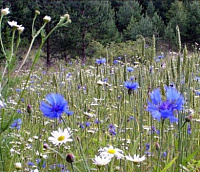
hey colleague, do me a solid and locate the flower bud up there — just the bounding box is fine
[64,13,71,23]
[27,104,32,114]
[185,115,192,123]
[17,25,25,34]
[43,16,51,23]
[35,10,40,15]
[43,143,48,149]
[14,162,22,170]
[155,142,160,151]
[66,153,75,163]
[1,8,10,16]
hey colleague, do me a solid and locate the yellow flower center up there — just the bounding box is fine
[107,149,116,154]
[58,135,65,141]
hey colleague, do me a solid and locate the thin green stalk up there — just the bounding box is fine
[61,117,90,172]
[15,23,47,75]
[14,32,21,54]
[71,162,75,172]
[3,29,16,99]
[0,15,7,57]
[48,147,65,159]
[156,119,165,172]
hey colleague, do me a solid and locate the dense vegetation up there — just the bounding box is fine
[1,0,200,62]
[0,1,200,172]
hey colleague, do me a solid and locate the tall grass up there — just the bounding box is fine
[0,9,200,172]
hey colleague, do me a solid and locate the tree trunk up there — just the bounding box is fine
[82,30,86,64]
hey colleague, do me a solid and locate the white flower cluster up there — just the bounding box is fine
[92,145,146,167]
[1,8,25,33]
[7,21,25,33]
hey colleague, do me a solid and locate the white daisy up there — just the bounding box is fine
[125,154,146,163]
[1,8,10,15]
[17,25,25,33]
[48,128,73,145]
[98,145,124,159]
[14,162,22,170]
[8,21,19,28]
[92,155,112,167]
[43,15,51,23]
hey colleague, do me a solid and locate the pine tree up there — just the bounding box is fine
[186,1,200,42]
[116,1,142,32]
[147,1,155,18]
[63,1,120,62]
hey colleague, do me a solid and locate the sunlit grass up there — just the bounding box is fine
[1,51,200,171]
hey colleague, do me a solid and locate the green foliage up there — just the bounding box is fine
[146,1,155,18]
[116,1,142,32]
[186,1,200,42]
[2,0,200,61]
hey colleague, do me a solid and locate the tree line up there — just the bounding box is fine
[1,0,200,62]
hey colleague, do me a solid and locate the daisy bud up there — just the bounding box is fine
[115,166,121,171]
[14,162,22,170]
[27,104,32,114]
[66,153,75,163]
[17,25,25,34]
[43,15,51,23]
[64,13,71,23]
[35,10,40,15]
[1,8,10,16]
[185,115,192,123]
[155,142,160,151]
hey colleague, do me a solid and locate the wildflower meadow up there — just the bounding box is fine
[0,7,200,172]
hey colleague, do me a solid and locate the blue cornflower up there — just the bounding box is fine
[150,126,160,135]
[117,56,122,60]
[188,124,191,134]
[10,118,22,130]
[109,129,116,136]
[194,77,200,81]
[27,161,34,166]
[95,119,100,124]
[103,78,108,82]
[16,109,22,114]
[162,152,167,157]
[85,122,91,127]
[124,81,139,90]
[124,81,139,95]
[40,93,72,119]
[108,124,116,136]
[113,60,119,65]
[157,55,165,59]
[130,77,134,81]
[95,58,106,65]
[145,143,150,151]
[129,116,134,120]
[16,89,21,92]
[147,86,184,123]
[196,91,200,96]
[79,123,85,129]
[127,67,134,72]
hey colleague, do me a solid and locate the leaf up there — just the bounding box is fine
[132,134,142,153]
[182,148,200,166]
[161,156,178,172]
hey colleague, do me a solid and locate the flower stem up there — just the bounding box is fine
[156,119,165,172]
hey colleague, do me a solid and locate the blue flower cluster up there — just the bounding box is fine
[11,118,22,130]
[147,86,184,123]
[95,58,106,65]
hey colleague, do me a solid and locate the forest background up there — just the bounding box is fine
[1,0,199,64]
